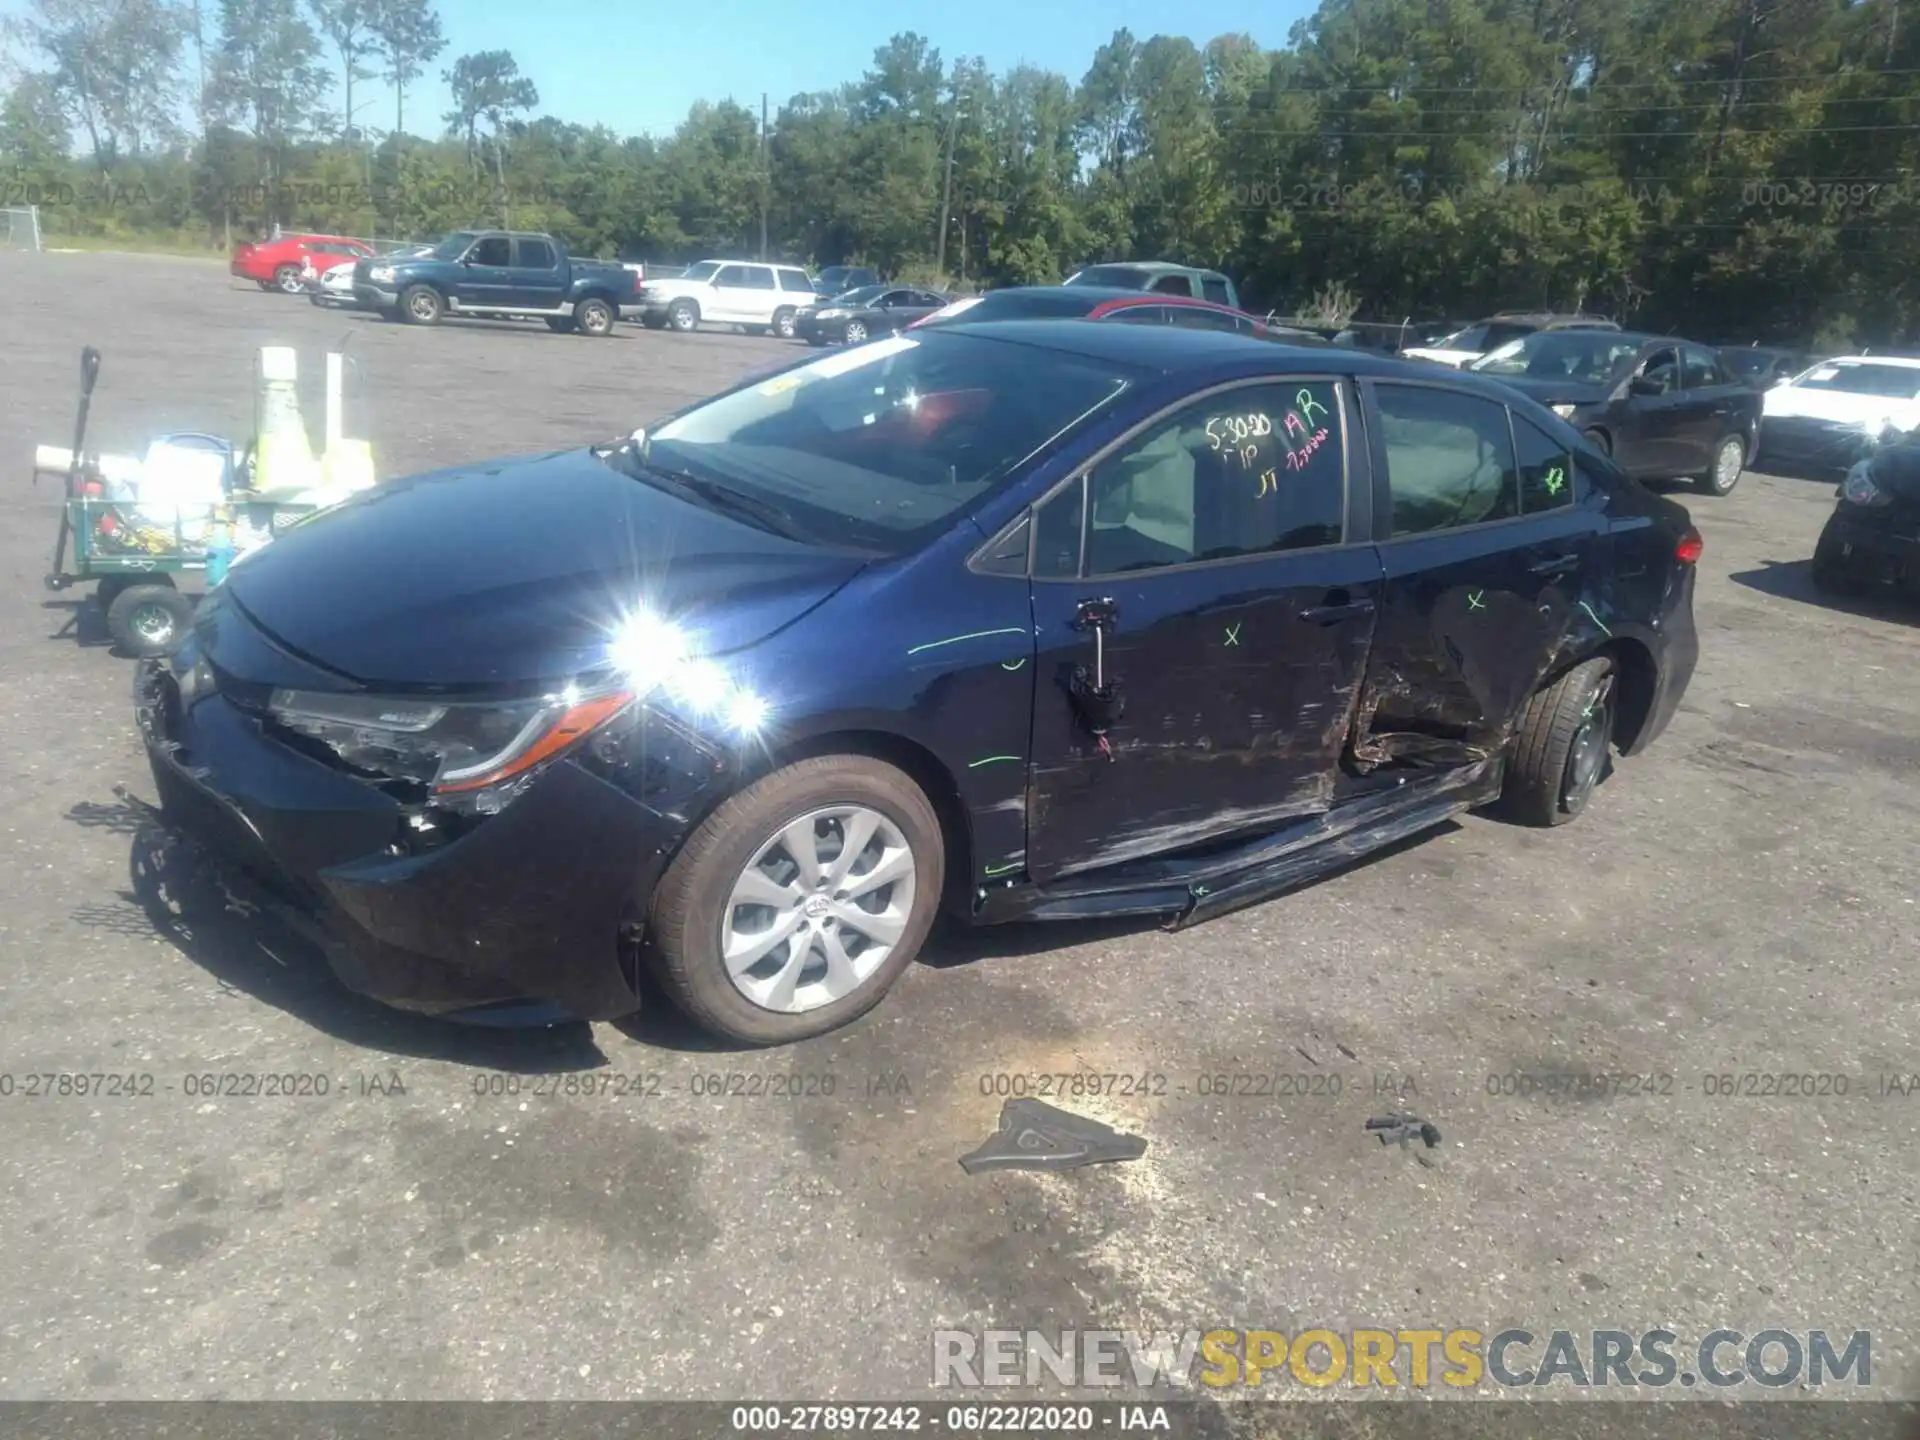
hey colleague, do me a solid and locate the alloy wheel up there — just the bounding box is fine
[1561,677,1614,815]
[1712,437,1744,494]
[720,805,916,1014]
[843,320,868,344]
[409,290,438,322]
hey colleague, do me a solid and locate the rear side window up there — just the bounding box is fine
[739,267,777,289]
[516,238,555,268]
[470,236,512,265]
[1201,276,1232,306]
[1511,413,1576,512]
[1079,380,1346,576]
[1374,384,1521,536]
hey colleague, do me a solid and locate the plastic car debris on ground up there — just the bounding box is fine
[958,1098,1148,1174]
[1368,1113,1443,1167]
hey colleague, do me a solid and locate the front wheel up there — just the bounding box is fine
[1497,657,1617,827]
[772,307,798,339]
[645,755,944,1045]
[668,300,699,332]
[842,319,869,344]
[1697,434,1745,496]
[1810,518,1866,594]
[400,284,442,325]
[574,297,614,335]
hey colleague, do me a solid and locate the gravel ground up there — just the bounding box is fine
[0,251,1914,1415]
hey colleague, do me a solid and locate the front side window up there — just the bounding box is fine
[635,333,1137,555]
[469,236,511,266]
[1081,380,1346,575]
[1375,384,1520,536]
[1201,276,1232,306]
[1638,348,1681,394]
[1151,274,1192,295]
[713,265,750,287]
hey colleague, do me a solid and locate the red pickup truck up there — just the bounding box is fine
[232,234,374,294]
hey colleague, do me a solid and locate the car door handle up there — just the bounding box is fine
[1299,596,1376,624]
[1527,552,1581,577]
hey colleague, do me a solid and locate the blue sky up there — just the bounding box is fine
[409,0,1313,139]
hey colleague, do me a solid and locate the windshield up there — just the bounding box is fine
[1470,330,1646,383]
[428,231,479,260]
[1066,266,1152,290]
[827,285,887,308]
[1722,351,1784,379]
[630,332,1136,555]
[1789,361,1920,398]
[680,261,723,283]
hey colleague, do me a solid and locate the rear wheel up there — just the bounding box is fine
[273,264,303,294]
[400,284,442,325]
[574,297,614,335]
[646,755,943,1045]
[1497,657,1617,827]
[107,584,193,658]
[1810,517,1866,594]
[1696,434,1745,496]
[668,300,699,332]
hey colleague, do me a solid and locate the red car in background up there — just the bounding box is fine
[231,233,375,294]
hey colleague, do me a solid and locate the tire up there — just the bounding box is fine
[273,264,303,294]
[1696,433,1745,496]
[1582,427,1611,457]
[842,319,869,344]
[1810,518,1866,595]
[399,284,442,325]
[1497,656,1617,828]
[646,755,944,1045]
[545,316,576,333]
[772,307,798,339]
[574,297,614,336]
[668,300,699,332]
[107,584,193,659]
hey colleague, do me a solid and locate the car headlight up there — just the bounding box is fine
[1841,460,1893,508]
[267,682,637,813]
[1550,403,1578,419]
[816,309,847,320]
[368,265,394,283]
[607,610,770,736]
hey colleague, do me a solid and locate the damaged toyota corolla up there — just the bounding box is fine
[132,322,1701,1045]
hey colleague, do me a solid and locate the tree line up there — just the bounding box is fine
[3,0,1918,346]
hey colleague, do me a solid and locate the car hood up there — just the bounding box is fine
[220,448,868,689]
[1479,375,1616,407]
[1764,385,1920,429]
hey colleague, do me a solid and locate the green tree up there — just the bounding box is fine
[5,0,189,171]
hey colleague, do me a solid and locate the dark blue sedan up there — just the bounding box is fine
[132,322,1702,1044]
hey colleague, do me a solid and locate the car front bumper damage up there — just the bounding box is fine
[131,659,716,1024]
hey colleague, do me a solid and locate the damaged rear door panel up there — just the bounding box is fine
[1349,378,1610,770]
[1023,375,1382,883]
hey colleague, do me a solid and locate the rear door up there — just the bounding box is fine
[510,235,566,308]
[1353,378,1606,766]
[1679,345,1740,469]
[456,234,515,308]
[731,265,781,325]
[1023,374,1382,881]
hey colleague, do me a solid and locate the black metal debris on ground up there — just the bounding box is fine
[1367,1113,1443,1167]
[959,1098,1148,1174]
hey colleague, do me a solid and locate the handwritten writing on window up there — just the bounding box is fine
[1205,388,1337,495]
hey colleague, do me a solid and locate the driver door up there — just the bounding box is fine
[1023,376,1382,882]
[1617,346,1684,475]
[456,234,514,308]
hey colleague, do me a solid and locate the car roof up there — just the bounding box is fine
[1817,353,1920,369]
[1078,260,1224,277]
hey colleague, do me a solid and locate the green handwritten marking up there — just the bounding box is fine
[1467,589,1487,610]
[1000,657,1027,671]
[1296,388,1329,426]
[1193,885,1211,898]
[905,626,1029,657]
[1224,623,1242,647]
[1542,465,1566,497]
[983,861,1022,877]
[1578,600,1613,636]
[968,755,1021,768]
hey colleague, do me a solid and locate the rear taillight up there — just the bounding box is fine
[1675,527,1703,565]
[632,271,643,295]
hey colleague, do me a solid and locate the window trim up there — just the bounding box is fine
[988,374,1363,582]
[1362,375,1547,543]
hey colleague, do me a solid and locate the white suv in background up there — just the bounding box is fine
[638,261,819,337]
